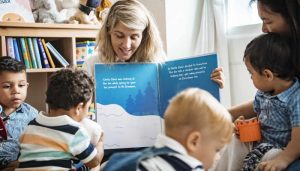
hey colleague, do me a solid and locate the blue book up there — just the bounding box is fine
[32,38,42,68]
[94,53,219,149]
[46,42,69,67]
[16,38,24,63]
[12,38,21,61]
[37,38,50,68]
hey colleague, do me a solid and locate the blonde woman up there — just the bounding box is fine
[83,0,165,74]
[82,0,225,88]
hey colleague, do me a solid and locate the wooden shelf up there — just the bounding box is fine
[0,22,100,111]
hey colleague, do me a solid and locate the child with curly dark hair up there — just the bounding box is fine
[17,68,103,170]
[0,56,38,170]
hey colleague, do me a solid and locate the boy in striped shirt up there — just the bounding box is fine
[17,68,103,170]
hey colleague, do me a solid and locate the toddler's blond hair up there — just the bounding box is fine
[164,88,233,143]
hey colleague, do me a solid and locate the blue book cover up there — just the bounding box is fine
[32,38,42,68]
[37,38,50,68]
[16,38,24,64]
[12,38,21,61]
[94,53,219,149]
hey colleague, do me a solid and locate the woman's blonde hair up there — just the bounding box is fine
[164,88,233,143]
[97,0,166,63]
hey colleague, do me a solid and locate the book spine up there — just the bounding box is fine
[32,38,42,68]
[37,38,50,68]
[24,38,33,68]
[16,38,24,64]
[6,37,15,58]
[27,37,37,69]
[19,38,30,69]
[41,39,55,68]
[46,42,69,67]
[12,38,21,61]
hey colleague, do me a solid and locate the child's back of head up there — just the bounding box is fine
[46,68,94,111]
[244,33,296,80]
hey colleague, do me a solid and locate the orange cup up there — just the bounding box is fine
[236,118,261,142]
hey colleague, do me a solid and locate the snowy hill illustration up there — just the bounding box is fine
[97,103,163,149]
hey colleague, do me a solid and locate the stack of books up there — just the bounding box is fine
[6,37,69,69]
[76,41,96,67]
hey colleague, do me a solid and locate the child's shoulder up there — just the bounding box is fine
[20,102,38,114]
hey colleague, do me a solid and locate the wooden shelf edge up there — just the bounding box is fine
[0,22,101,30]
[27,68,63,73]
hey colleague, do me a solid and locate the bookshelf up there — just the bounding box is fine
[0,22,100,111]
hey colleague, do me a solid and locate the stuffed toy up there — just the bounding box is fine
[55,0,80,22]
[69,0,101,24]
[32,0,64,23]
[96,0,112,23]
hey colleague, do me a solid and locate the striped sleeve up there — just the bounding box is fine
[69,127,97,163]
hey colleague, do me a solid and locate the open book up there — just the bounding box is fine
[94,53,219,149]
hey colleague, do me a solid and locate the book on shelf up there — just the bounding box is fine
[0,0,34,22]
[46,42,69,67]
[76,41,96,67]
[24,37,33,68]
[6,37,15,59]
[32,38,42,68]
[94,53,220,149]
[12,38,21,62]
[16,38,24,63]
[19,38,30,69]
[37,38,50,68]
[27,37,37,69]
[41,39,55,68]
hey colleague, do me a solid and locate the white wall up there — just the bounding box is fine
[139,0,167,51]
[140,0,201,59]
[165,0,203,59]
[227,24,262,105]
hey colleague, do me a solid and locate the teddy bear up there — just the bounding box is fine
[55,0,80,22]
[32,0,64,23]
[96,0,112,24]
[69,0,101,24]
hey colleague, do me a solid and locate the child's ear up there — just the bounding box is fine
[75,102,84,115]
[263,69,274,81]
[186,131,202,152]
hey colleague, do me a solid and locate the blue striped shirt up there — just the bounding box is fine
[0,103,37,167]
[254,79,300,148]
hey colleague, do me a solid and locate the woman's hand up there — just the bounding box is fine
[211,67,225,89]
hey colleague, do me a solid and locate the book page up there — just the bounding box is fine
[94,63,163,149]
[159,54,220,115]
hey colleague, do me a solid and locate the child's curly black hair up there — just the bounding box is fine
[0,56,26,74]
[46,68,94,110]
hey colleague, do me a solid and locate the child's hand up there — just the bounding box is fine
[211,67,225,89]
[234,116,245,136]
[259,158,289,171]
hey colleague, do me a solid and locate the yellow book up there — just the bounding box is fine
[41,39,55,68]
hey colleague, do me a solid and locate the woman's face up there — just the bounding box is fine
[110,22,143,61]
[257,2,290,34]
